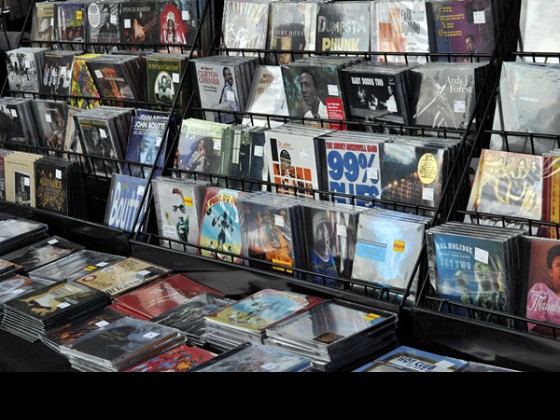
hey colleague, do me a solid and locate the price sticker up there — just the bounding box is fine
[11,289,25,295]
[213,140,222,151]
[96,262,109,267]
[10,109,17,118]
[137,270,151,277]
[45,113,52,123]
[55,169,62,179]
[254,145,264,157]
[364,313,380,321]
[367,167,378,180]
[57,302,71,309]
[328,84,339,96]
[143,332,159,339]
[60,67,67,75]
[474,247,489,264]
[473,11,486,24]
[50,18,54,26]
[299,148,308,161]
[124,19,131,28]
[76,10,83,20]
[95,320,109,328]
[137,185,146,196]
[182,11,190,21]
[84,266,97,271]
[274,214,285,227]
[454,100,466,113]
[172,73,180,83]
[95,70,103,79]
[48,239,58,245]
[433,360,456,372]
[336,224,347,237]
[24,177,30,187]
[226,90,235,101]
[110,15,118,25]
[99,128,107,138]
[261,363,277,371]
[422,187,434,202]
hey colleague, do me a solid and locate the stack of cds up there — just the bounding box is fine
[265,299,399,371]
[40,307,125,355]
[62,317,184,372]
[152,292,236,347]
[191,342,313,372]
[109,273,224,321]
[0,219,48,255]
[353,345,468,372]
[28,249,125,283]
[0,235,84,275]
[1,281,110,342]
[204,288,324,351]
[124,344,216,372]
[0,274,50,318]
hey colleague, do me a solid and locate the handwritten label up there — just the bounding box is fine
[473,11,486,24]
[254,145,264,157]
[274,214,285,227]
[328,84,339,96]
[474,247,489,264]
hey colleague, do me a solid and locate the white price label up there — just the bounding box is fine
[50,18,54,26]
[60,67,67,75]
[422,187,434,201]
[454,100,466,113]
[137,185,146,196]
[10,109,17,118]
[45,113,52,123]
[48,239,58,245]
[367,167,378,180]
[254,145,264,157]
[337,224,347,237]
[213,140,222,151]
[226,90,235,101]
[172,73,180,83]
[24,177,30,187]
[95,70,103,79]
[11,289,25,295]
[99,128,107,138]
[96,262,109,267]
[110,15,118,25]
[299,149,308,161]
[261,362,277,371]
[137,270,151,277]
[474,247,489,264]
[432,360,456,372]
[155,137,163,147]
[473,11,486,24]
[327,84,339,96]
[55,169,62,179]
[143,332,160,339]
[95,320,109,328]
[274,214,285,227]
[182,11,190,21]
[57,302,71,309]
[124,19,131,28]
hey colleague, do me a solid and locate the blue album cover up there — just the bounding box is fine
[124,116,168,179]
[428,230,510,318]
[199,187,245,264]
[104,174,149,233]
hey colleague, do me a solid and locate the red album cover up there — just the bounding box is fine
[124,344,215,372]
[112,273,224,320]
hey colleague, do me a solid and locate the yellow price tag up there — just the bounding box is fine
[364,313,381,321]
